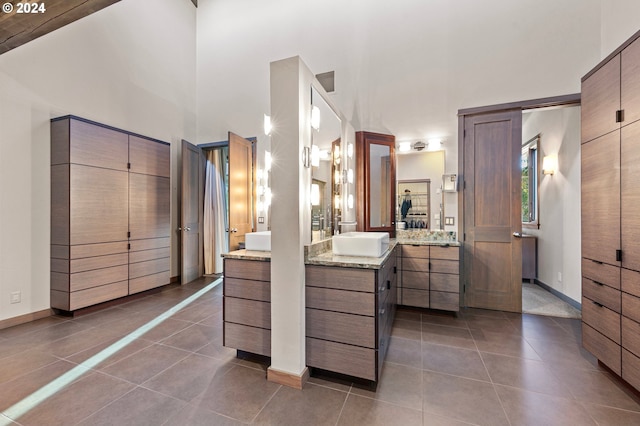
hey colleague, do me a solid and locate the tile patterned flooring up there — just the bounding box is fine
[1,277,639,425]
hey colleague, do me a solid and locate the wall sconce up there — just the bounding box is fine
[311,144,320,167]
[264,114,272,136]
[311,106,321,130]
[542,155,557,175]
[311,184,320,206]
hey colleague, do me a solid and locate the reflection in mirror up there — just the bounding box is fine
[369,143,391,228]
[311,87,341,242]
[397,180,430,229]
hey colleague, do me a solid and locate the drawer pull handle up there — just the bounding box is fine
[592,300,604,308]
[593,280,604,286]
[591,259,603,265]
[387,280,391,290]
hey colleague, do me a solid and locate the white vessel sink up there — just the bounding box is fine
[245,231,271,251]
[332,232,390,257]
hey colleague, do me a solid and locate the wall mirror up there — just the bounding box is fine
[311,86,341,242]
[396,150,445,230]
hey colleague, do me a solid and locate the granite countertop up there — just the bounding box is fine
[222,249,271,261]
[305,241,398,269]
[396,239,461,247]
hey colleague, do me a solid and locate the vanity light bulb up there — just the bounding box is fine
[256,168,263,180]
[264,114,272,136]
[347,143,354,158]
[265,151,272,172]
[311,145,320,167]
[348,194,354,209]
[334,194,341,206]
[334,144,341,159]
[334,170,341,185]
[347,169,354,184]
[311,106,321,131]
[265,188,272,207]
[257,185,264,196]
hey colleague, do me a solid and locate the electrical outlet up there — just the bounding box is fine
[10,291,21,304]
[558,272,562,283]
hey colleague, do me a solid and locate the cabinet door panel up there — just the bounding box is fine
[69,119,129,171]
[129,136,170,177]
[402,271,429,290]
[70,165,129,245]
[621,121,640,271]
[129,174,170,240]
[581,133,620,266]
[430,246,460,261]
[581,55,620,143]
[622,37,640,126]
[430,273,459,292]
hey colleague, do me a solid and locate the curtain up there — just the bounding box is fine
[204,148,229,274]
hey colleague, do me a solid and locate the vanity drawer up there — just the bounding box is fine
[129,258,169,279]
[68,280,129,310]
[622,316,640,356]
[402,288,429,308]
[430,259,459,275]
[306,287,375,316]
[401,245,429,259]
[430,246,459,261]
[224,277,270,302]
[582,296,621,344]
[225,258,270,282]
[129,271,169,293]
[430,273,459,292]
[307,308,375,348]
[583,277,621,312]
[582,258,620,289]
[402,271,429,290]
[129,247,170,264]
[224,297,270,329]
[306,337,376,381]
[430,290,459,311]
[622,268,640,298]
[622,292,640,324]
[623,349,640,391]
[583,323,621,375]
[306,265,375,292]
[402,256,429,272]
[224,322,270,357]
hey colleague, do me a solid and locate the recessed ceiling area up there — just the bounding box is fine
[0,0,121,55]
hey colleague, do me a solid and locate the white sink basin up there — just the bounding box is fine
[332,232,390,257]
[245,231,271,251]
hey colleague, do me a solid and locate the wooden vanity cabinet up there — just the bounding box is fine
[50,116,170,312]
[581,29,640,391]
[305,245,397,383]
[223,258,271,357]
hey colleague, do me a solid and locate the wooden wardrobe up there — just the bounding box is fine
[50,116,170,312]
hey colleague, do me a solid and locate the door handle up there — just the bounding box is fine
[513,232,522,238]
[184,227,191,232]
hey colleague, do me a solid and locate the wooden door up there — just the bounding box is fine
[622,36,640,127]
[581,55,620,143]
[181,140,204,284]
[228,132,254,251]
[621,121,640,270]
[130,173,171,240]
[462,110,522,312]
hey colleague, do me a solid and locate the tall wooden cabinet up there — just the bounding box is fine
[581,29,640,390]
[51,116,170,312]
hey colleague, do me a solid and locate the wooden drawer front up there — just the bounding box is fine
[402,257,429,272]
[622,268,640,298]
[431,259,459,275]
[224,322,270,357]
[622,292,640,324]
[129,247,170,264]
[129,135,171,178]
[430,246,460,261]
[225,258,270,282]
[402,288,429,308]
[51,258,69,274]
[129,237,170,252]
[52,245,70,260]
[70,241,129,259]
[583,278,621,312]
[307,309,375,348]
[379,259,395,287]
[70,253,128,274]
[225,297,270,329]
[307,287,375,316]
[582,258,620,289]
[583,323,621,375]
[431,291,459,311]
[69,281,129,311]
[306,265,375,292]
[622,349,640,392]
[402,271,429,290]
[69,118,129,171]
[306,337,375,381]
[622,316,640,356]
[129,258,169,279]
[129,271,169,294]
[224,277,270,302]
[68,265,128,292]
[583,296,621,344]
[401,245,429,259]
[430,273,459,292]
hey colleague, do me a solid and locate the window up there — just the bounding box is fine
[521,135,539,227]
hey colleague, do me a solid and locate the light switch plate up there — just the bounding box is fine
[258,217,265,224]
[445,217,455,225]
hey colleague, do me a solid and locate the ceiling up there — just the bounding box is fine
[0,0,121,55]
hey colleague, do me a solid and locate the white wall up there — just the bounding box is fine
[0,0,196,321]
[522,106,581,303]
[600,0,640,57]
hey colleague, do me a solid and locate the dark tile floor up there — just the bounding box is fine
[1,277,639,425]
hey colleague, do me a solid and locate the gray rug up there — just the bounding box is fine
[522,282,581,319]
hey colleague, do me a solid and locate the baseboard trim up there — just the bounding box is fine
[267,366,310,389]
[0,309,53,331]
[533,279,581,311]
